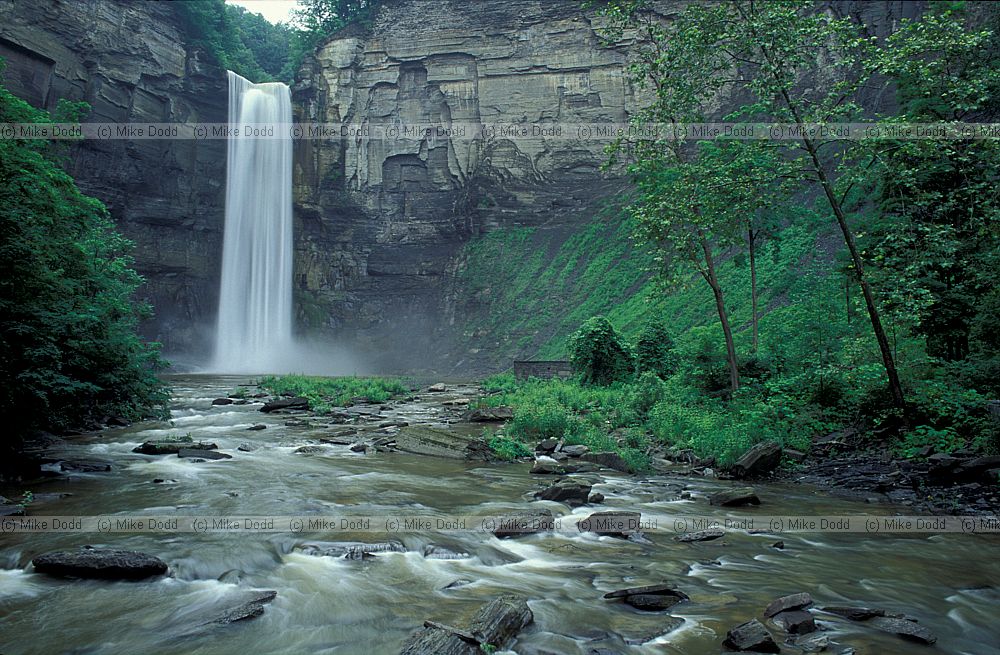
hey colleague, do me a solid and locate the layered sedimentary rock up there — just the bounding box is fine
[291,0,921,372]
[0,0,227,356]
[292,0,635,370]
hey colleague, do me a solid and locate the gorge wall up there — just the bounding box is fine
[291,0,637,372]
[290,0,922,374]
[0,0,227,359]
[0,0,924,374]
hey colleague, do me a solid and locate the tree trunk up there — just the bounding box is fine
[748,227,759,354]
[701,235,740,393]
[798,133,907,413]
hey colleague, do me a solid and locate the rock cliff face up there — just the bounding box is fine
[292,0,634,371]
[292,0,923,373]
[0,0,227,357]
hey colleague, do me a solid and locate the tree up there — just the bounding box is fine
[861,7,1000,363]
[598,2,792,394]
[635,321,677,378]
[569,317,635,386]
[0,68,167,466]
[599,0,909,412]
[281,0,379,80]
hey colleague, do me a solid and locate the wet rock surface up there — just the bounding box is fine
[32,549,168,580]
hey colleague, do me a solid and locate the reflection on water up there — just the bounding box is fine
[1,376,998,655]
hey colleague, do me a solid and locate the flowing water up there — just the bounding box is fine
[1,377,998,655]
[213,73,294,373]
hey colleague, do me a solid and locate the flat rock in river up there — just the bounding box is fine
[399,595,532,655]
[868,617,937,644]
[211,591,277,625]
[32,548,167,580]
[260,397,309,412]
[709,487,760,507]
[533,479,592,506]
[675,528,725,543]
[723,618,779,653]
[393,425,475,459]
[489,509,554,538]
[178,449,231,460]
[764,592,813,617]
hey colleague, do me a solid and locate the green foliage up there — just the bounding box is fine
[569,317,635,385]
[487,434,532,462]
[258,374,407,413]
[896,425,964,459]
[281,0,380,81]
[0,70,168,456]
[508,401,571,442]
[480,372,519,394]
[174,1,287,82]
[635,322,677,379]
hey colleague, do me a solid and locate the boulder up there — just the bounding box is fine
[530,456,565,475]
[247,424,267,431]
[533,480,592,506]
[178,449,231,460]
[399,595,532,655]
[237,443,258,452]
[134,437,216,455]
[427,383,447,392]
[730,441,782,479]
[709,487,760,507]
[604,584,689,612]
[821,606,887,621]
[59,459,112,472]
[294,446,324,454]
[577,511,642,539]
[795,633,830,653]
[489,510,554,538]
[771,610,816,634]
[467,406,513,422]
[560,444,590,457]
[675,528,725,543]
[869,617,937,645]
[625,594,683,611]
[211,590,277,625]
[32,548,167,580]
[588,492,605,504]
[535,438,559,454]
[260,397,309,413]
[785,449,807,463]
[764,593,813,618]
[211,398,233,406]
[580,451,634,473]
[723,618,780,653]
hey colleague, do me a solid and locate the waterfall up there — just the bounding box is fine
[212,71,294,373]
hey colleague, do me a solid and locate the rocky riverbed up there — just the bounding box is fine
[1,375,998,655]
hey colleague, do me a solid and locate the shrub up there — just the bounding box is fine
[636,321,678,378]
[569,317,635,386]
[629,371,667,416]
[508,401,570,441]
[488,435,533,461]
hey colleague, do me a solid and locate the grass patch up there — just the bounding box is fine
[258,374,409,414]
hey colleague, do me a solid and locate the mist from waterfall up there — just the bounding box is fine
[212,71,293,373]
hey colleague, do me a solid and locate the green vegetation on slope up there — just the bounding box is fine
[0,68,168,464]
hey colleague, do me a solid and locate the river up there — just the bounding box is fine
[1,376,997,654]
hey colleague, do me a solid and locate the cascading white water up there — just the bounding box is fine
[213,71,294,373]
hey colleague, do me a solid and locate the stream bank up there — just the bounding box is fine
[1,376,998,655]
